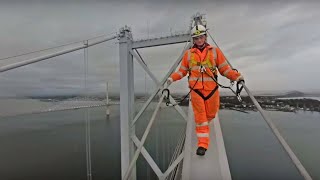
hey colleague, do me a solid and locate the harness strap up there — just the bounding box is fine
[193,86,219,101]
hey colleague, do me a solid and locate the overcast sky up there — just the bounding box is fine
[0,0,320,97]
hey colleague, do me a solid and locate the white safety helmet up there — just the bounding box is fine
[191,25,207,38]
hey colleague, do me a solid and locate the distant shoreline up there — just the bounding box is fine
[175,96,320,113]
[1,94,320,117]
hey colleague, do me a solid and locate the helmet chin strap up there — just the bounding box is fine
[198,43,206,49]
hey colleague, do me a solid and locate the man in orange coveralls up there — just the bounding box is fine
[167,25,244,156]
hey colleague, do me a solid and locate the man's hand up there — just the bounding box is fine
[167,77,173,86]
[236,75,244,83]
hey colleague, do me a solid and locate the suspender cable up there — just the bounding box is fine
[123,91,167,180]
[206,30,313,180]
[84,40,93,180]
[166,126,186,180]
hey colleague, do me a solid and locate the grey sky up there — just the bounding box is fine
[0,0,320,97]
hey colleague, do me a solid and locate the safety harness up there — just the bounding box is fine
[162,47,244,106]
[187,48,218,101]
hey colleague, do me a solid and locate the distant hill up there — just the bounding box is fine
[278,91,305,97]
[284,91,306,97]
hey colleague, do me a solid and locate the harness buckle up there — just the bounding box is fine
[200,65,206,73]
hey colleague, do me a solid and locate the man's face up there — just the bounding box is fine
[193,35,206,46]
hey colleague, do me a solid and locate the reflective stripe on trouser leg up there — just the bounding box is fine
[196,124,210,149]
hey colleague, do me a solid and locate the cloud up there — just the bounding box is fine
[0,1,319,97]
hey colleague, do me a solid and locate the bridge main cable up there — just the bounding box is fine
[0,34,118,73]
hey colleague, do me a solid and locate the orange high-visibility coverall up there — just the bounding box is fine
[170,44,241,149]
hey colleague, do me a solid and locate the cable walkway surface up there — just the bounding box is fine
[181,103,232,180]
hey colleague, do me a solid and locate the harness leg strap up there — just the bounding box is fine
[193,86,219,101]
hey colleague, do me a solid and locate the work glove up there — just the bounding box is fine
[167,77,173,86]
[235,75,244,83]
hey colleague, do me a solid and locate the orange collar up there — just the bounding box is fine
[190,44,213,53]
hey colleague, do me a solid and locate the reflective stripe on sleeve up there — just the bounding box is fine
[223,68,231,77]
[197,133,209,137]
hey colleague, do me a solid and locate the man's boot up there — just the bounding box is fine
[196,147,207,156]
